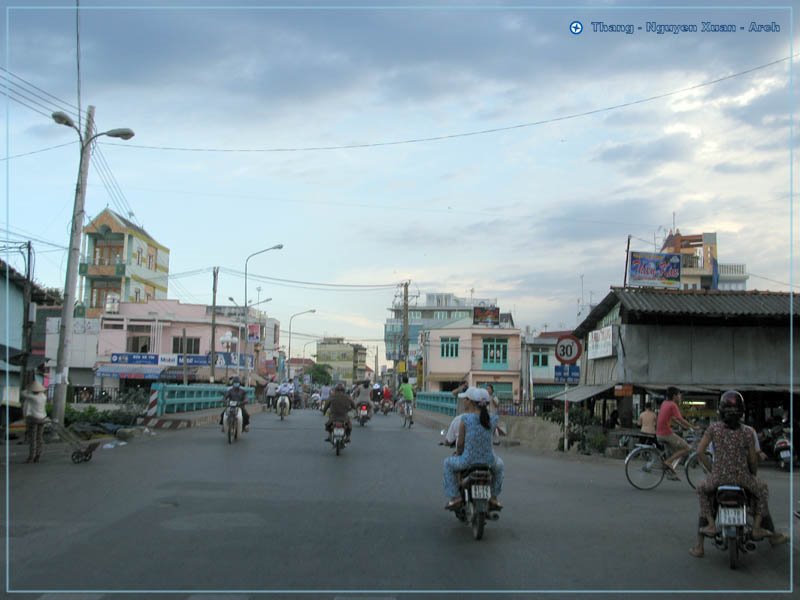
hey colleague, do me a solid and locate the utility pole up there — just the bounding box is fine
[182,328,188,385]
[210,267,219,382]
[19,241,33,389]
[53,106,95,423]
[623,234,631,287]
[402,281,409,381]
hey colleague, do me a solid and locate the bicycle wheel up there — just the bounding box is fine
[685,452,712,490]
[625,447,665,490]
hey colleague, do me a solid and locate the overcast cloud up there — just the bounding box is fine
[3,0,797,361]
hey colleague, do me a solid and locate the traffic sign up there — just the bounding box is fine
[554,364,580,384]
[555,335,582,365]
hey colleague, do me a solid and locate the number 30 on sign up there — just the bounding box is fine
[555,335,582,365]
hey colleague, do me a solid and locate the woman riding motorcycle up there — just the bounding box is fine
[442,387,504,511]
[690,390,788,557]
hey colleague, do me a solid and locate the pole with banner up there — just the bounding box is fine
[555,335,583,453]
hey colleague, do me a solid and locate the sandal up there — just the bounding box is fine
[751,527,773,541]
[769,532,789,546]
[688,546,704,558]
[445,498,463,510]
[489,499,503,511]
[699,525,717,538]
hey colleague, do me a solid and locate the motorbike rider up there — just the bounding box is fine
[219,376,250,432]
[322,382,356,442]
[443,387,504,511]
[277,380,293,413]
[354,380,374,417]
[689,390,789,558]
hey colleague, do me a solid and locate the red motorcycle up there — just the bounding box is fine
[357,402,371,426]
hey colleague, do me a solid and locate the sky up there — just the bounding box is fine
[2,0,798,368]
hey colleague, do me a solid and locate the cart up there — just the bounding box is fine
[44,419,102,464]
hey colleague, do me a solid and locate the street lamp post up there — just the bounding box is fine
[244,244,283,387]
[287,309,316,381]
[230,295,272,384]
[51,106,134,424]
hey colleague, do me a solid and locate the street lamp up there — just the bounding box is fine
[287,309,315,381]
[51,106,134,424]
[244,244,283,386]
[219,331,238,383]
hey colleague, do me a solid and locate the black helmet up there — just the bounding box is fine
[231,376,241,385]
[718,390,744,427]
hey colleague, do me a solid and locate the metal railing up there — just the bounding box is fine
[148,383,255,416]
[416,391,457,416]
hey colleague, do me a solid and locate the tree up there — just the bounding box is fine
[307,363,333,385]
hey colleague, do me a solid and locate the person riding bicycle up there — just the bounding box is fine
[656,386,695,479]
[689,390,788,557]
[442,386,504,511]
[397,376,415,426]
[219,376,250,432]
[322,382,356,443]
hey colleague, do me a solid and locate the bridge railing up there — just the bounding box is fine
[416,391,457,417]
[149,383,255,416]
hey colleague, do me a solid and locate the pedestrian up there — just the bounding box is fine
[265,379,278,409]
[484,383,500,415]
[21,380,47,463]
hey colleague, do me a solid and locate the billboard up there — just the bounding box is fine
[473,306,500,326]
[628,252,681,289]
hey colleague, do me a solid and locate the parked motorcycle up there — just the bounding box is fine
[276,394,291,420]
[772,424,793,471]
[450,464,501,540]
[330,420,348,456]
[708,485,764,569]
[357,402,371,426]
[223,399,243,444]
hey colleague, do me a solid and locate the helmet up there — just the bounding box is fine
[718,390,744,427]
[231,376,241,386]
[334,382,345,392]
[373,383,380,390]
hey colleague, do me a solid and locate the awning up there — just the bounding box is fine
[532,384,566,399]
[95,363,163,380]
[548,384,615,403]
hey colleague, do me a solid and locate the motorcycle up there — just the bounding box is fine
[222,399,243,444]
[276,394,291,420]
[330,420,348,456]
[357,402,371,426]
[772,423,793,471]
[380,398,393,415]
[450,464,501,541]
[708,484,761,569]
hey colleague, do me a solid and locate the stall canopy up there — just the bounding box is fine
[548,384,615,403]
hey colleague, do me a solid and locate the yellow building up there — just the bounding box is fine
[79,209,169,318]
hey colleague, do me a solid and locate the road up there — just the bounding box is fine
[3,408,796,599]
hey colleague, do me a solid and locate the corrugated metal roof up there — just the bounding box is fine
[574,288,797,338]
[616,288,797,317]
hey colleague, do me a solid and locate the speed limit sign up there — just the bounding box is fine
[555,335,582,365]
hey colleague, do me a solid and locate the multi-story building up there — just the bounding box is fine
[316,337,365,386]
[79,208,170,318]
[385,291,496,372]
[521,329,573,412]
[420,316,522,404]
[659,230,748,291]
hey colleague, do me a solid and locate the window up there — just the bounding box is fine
[440,337,459,358]
[409,311,422,319]
[136,248,143,266]
[172,337,200,354]
[127,336,150,353]
[482,338,508,366]
[103,321,124,330]
[147,254,154,270]
[134,289,141,302]
[532,351,549,367]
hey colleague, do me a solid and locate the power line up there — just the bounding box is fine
[219,267,398,290]
[107,53,796,153]
[0,141,79,161]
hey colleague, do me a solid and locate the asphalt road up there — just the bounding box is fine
[3,408,796,599]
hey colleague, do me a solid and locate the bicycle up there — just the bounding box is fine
[624,431,710,490]
[400,399,413,428]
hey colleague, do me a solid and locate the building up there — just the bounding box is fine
[659,230,748,291]
[0,259,60,406]
[316,337,367,386]
[79,209,170,318]
[385,291,497,376]
[45,299,275,395]
[286,357,315,382]
[521,329,573,413]
[420,316,522,406]
[562,287,798,429]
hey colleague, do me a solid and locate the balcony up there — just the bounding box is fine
[80,259,127,278]
[718,263,747,277]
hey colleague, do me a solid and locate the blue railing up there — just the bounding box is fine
[149,383,255,416]
[416,391,457,416]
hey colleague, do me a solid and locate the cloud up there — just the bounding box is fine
[595,134,696,173]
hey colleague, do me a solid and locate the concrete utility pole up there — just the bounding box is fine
[53,107,95,422]
[210,267,219,382]
[182,328,188,385]
[19,241,33,389]
[402,280,409,377]
[51,106,134,423]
